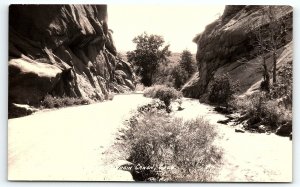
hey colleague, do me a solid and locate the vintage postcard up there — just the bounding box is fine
[8,4,292,182]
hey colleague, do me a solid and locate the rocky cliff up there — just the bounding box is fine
[9,5,135,107]
[182,5,293,98]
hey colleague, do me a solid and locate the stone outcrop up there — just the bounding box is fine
[182,5,293,98]
[9,5,135,107]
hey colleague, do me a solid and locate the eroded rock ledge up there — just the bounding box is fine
[9,5,135,108]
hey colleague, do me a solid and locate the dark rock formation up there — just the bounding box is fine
[214,106,232,115]
[276,122,292,137]
[235,128,245,133]
[8,103,38,119]
[9,5,135,108]
[182,5,293,98]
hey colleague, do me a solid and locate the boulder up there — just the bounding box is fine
[9,58,62,105]
[258,125,267,133]
[8,103,38,118]
[214,106,232,114]
[235,128,245,133]
[275,123,292,137]
[217,118,231,125]
[246,117,261,129]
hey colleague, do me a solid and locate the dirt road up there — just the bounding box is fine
[8,95,292,182]
[175,98,292,182]
[8,94,151,181]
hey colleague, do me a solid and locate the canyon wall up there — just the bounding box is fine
[182,5,293,98]
[9,5,135,106]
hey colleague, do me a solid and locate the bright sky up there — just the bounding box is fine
[108,5,225,53]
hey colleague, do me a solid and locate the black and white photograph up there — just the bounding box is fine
[8,4,293,182]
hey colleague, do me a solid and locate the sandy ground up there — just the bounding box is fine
[8,94,151,181]
[8,95,292,182]
[174,98,293,182]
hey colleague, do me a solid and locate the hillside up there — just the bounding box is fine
[182,5,293,98]
[9,5,136,111]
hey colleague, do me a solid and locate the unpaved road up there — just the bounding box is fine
[8,95,292,182]
[175,98,293,182]
[8,94,151,181]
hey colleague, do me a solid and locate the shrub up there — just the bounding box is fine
[135,83,145,92]
[118,105,222,181]
[208,73,239,106]
[41,95,91,109]
[230,92,291,129]
[144,85,182,112]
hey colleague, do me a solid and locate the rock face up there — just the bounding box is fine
[9,5,135,106]
[182,5,293,98]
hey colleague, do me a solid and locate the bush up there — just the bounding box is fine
[230,92,291,129]
[135,83,145,92]
[208,73,239,106]
[144,85,182,112]
[41,95,91,109]
[118,104,222,181]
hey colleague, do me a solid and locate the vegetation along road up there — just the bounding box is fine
[8,94,292,181]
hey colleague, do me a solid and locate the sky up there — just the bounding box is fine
[108,5,225,54]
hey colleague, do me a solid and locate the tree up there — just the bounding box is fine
[172,65,189,89]
[251,20,270,92]
[265,6,278,84]
[127,32,171,86]
[208,73,239,106]
[179,49,196,75]
[249,6,287,92]
[260,6,288,84]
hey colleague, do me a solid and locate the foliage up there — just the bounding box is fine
[208,73,239,106]
[153,61,176,88]
[118,104,222,181]
[230,92,291,129]
[250,6,290,84]
[41,95,91,109]
[153,50,196,89]
[269,60,292,109]
[172,65,189,89]
[230,61,292,129]
[127,32,171,86]
[144,85,182,112]
[179,49,196,75]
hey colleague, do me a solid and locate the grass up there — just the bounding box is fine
[41,95,91,109]
[117,102,222,181]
